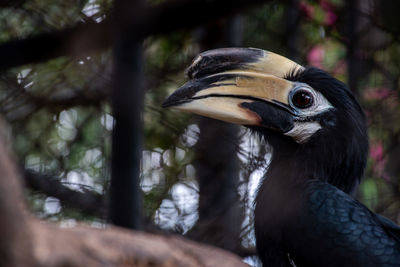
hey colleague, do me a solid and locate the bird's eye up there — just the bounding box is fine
[292,90,313,109]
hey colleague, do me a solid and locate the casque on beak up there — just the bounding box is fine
[162,48,304,132]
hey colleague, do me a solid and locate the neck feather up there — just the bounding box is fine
[261,125,368,196]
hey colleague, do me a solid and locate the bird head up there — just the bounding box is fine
[163,48,368,194]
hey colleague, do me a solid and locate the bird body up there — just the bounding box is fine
[163,47,400,266]
[256,176,400,266]
[301,181,400,266]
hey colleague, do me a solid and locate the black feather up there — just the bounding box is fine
[252,67,400,267]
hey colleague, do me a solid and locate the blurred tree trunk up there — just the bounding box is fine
[284,0,300,62]
[188,16,243,253]
[109,0,144,229]
[344,0,388,96]
[345,0,361,96]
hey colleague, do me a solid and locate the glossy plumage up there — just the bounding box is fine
[302,181,400,266]
[256,179,400,266]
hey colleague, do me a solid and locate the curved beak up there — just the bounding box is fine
[162,48,303,131]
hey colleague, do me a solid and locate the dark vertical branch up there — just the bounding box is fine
[345,0,386,95]
[109,0,144,229]
[284,0,300,61]
[225,16,244,48]
[346,0,360,95]
[189,16,243,252]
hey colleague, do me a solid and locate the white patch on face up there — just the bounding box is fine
[284,121,322,143]
[289,83,333,117]
[283,82,334,143]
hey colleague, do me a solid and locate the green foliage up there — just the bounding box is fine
[1,0,400,239]
[243,4,286,52]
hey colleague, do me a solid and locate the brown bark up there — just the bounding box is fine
[27,222,248,267]
[0,120,248,267]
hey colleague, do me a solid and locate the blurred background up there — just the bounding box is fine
[0,0,399,265]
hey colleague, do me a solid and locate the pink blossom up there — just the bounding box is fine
[331,59,346,75]
[370,141,383,162]
[373,157,390,181]
[370,140,390,181]
[324,10,337,26]
[299,1,315,19]
[320,0,337,26]
[363,87,396,101]
[307,46,325,68]
[320,0,332,10]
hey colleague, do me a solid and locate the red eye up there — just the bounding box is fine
[292,90,313,109]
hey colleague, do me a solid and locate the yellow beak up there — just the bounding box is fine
[163,48,303,127]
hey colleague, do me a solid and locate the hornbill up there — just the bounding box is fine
[163,48,400,267]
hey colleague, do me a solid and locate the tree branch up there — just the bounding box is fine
[0,0,270,71]
[0,19,112,71]
[0,0,26,8]
[23,170,107,218]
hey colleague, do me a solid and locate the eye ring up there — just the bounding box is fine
[291,90,314,109]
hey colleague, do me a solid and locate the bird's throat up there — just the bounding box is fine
[260,127,367,196]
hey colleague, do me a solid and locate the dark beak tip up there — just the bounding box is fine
[162,81,198,108]
[162,94,190,108]
[162,97,174,108]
